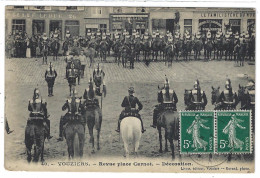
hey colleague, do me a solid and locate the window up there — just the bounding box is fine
[65,20,79,37]
[14,6,24,9]
[100,24,107,33]
[66,6,78,10]
[113,7,122,13]
[247,19,255,36]
[50,20,62,38]
[34,6,45,10]
[229,19,241,34]
[32,20,45,36]
[136,7,146,13]
[152,19,166,30]
[12,19,26,35]
[93,7,102,15]
[184,19,192,34]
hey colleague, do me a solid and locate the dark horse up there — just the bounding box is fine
[193,38,203,60]
[41,42,49,65]
[99,40,107,62]
[152,39,161,61]
[157,109,180,160]
[204,40,213,60]
[63,91,85,159]
[112,40,122,65]
[82,81,102,153]
[165,43,175,67]
[50,40,60,61]
[25,118,46,163]
[142,39,152,65]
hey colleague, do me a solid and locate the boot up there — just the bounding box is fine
[46,119,52,140]
[140,119,146,133]
[51,87,54,96]
[151,110,158,128]
[57,117,64,141]
[48,87,51,97]
[115,120,120,132]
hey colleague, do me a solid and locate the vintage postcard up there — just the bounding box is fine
[4,5,255,173]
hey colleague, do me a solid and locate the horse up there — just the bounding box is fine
[121,44,131,68]
[238,40,248,66]
[152,39,161,61]
[248,36,255,61]
[112,40,122,65]
[62,40,70,58]
[134,39,142,62]
[120,117,142,158]
[159,39,167,61]
[182,40,189,61]
[142,39,152,64]
[99,41,107,61]
[225,37,235,61]
[175,39,182,61]
[83,46,95,67]
[50,40,60,61]
[41,42,48,65]
[25,118,46,163]
[82,82,102,153]
[165,43,175,67]
[156,110,180,160]
[204,39,213,60]
[193,38,203,60]
[214,37,224,60]
[64,115,85,159]
[106,37,113,56]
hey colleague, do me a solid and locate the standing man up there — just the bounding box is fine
[45,62,57,97]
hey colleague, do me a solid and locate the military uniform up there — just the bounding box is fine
[58,91,83,141]
[186,80,207,110]
[151,78,178,128]
[219,79,238,109]
[93,65,106,96]
[28,88,51,139]
[45,62,57,96]
[116,87,145,133]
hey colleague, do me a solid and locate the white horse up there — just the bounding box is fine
[120,117,142,158]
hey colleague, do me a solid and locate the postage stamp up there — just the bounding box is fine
[180,111,214,154]
[216,110,252,154]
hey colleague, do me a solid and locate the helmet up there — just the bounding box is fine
[194,79,200,89]
[49,62,53,68]
[33,88,41,100]
[128,87,135,94]
[225,79,232,89]
[164,76,170,89]
[246,80,255,88]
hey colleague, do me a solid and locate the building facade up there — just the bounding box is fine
[6,6,255,39]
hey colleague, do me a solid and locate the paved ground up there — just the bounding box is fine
[4,56,255,166]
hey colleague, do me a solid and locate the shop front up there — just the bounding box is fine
[6,10,85,39]
[198,19,222,36]
[109,13,149,35]
[84,18,109,36]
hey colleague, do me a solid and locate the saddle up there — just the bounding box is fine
[120,108,141,121]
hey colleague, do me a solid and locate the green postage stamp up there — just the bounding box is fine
[180,111,214,154]
[216,111,252,154]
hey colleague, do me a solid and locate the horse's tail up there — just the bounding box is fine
[73,132,80,158]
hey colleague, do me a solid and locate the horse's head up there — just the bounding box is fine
[88,78,95,100]
[211,86,220,105]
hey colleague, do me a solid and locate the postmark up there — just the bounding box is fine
[180,111,214,154]
[215,110,252,154]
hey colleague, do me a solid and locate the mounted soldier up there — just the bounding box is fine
[185,80,207,110]
[219,79,238,109]
[245,80,255,108]
[206,30,212,41]
[93,63,106,97]
[57,89,83,141]
[151,76,178,128]
[28,88,52,139]
[116,87,146,133]
[45,62,57,97]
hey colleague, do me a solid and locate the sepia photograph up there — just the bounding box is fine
[4,5,256,172]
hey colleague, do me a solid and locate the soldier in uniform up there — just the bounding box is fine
[93,63,106,96]
[219,79,238,109]
[45,62,57,97]
[28,88,52,139]
[151,77,178,128]
[152,31,156,40]
[245,80,255,108]
[115,87,145,133]
[57,90,82,141]
[206,30,212,41]
[155,29,160,37]
[174,30,180,40]
[186,80,207,110]
[65,30,72,41]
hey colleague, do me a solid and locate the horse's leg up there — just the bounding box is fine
[134,139,140,157]
[26,145,32,163]
[169,138,175,160]
[123,139,129,158]
[41,142,45,163]
[78,130,85,158]
[88,125,95,153]
[164,129,168,152]
[158,127,163,153]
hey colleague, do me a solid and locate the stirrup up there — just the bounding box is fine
[150,124,156,128]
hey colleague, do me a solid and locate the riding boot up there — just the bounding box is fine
[151,108,158,128]
[57,116,64,141]
[115,120,120,132]
[46,119,52,139]
[140,118,146,133]
[51,87,54,96]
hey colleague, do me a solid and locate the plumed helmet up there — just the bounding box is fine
[225,79,232,89]
[33,87,41,100]
[164,75,170,89]
[194,79,200,89]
